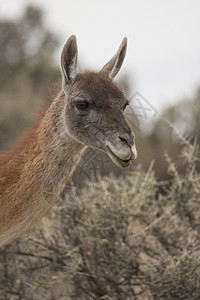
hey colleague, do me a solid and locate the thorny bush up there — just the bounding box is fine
[0,143,200,300]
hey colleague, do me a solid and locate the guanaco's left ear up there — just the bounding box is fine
[61,35,78,93]
[100,37,127,79]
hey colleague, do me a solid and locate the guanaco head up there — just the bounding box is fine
[60,35,137,168]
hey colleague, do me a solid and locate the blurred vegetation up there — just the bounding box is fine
[134,87,200,179]
[0,5,60,151]
[0,143,199,299]
[0,4,200,300]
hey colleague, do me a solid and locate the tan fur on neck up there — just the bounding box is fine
[0,92,85,246]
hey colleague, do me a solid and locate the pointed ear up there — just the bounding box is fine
[60,35,78,93]
[100,37,127,79]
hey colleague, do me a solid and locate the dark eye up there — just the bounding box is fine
[75,101,89,110]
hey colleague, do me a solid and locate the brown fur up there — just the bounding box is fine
[0,36,137,247]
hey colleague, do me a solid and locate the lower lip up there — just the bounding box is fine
[106,146,131,168]
[119,159,131,168]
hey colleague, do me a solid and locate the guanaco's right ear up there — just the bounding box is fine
[61,35,78,93]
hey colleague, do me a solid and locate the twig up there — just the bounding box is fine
[139,159,155,193]
[130,204,175,239]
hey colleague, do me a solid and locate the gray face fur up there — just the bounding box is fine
[60,35,137,168]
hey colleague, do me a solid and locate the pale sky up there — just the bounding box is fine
[1,0,200,114]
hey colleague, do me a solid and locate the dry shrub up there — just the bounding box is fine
[0,143,200,300]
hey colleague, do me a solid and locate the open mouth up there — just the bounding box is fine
[106,146,131,168]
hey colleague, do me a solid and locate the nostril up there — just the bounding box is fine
[118,136,128,145]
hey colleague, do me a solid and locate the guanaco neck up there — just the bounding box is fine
[0,91,86,246]
[35,91,86,200]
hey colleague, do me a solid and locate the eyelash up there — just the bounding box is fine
[74,100,128,111]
